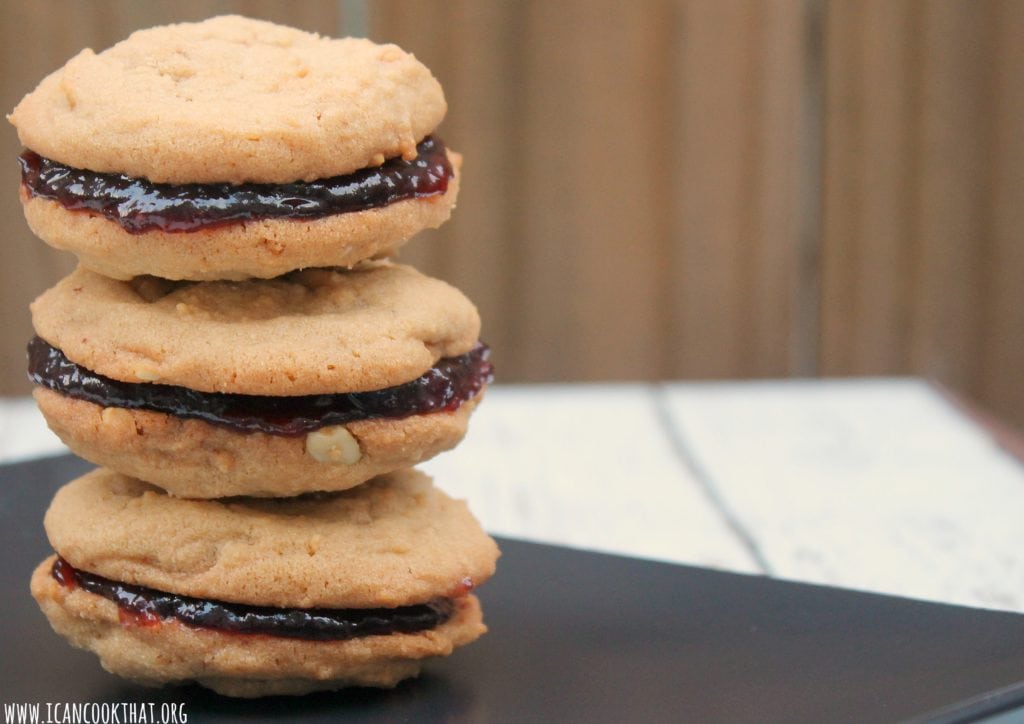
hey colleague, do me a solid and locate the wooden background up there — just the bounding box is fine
[1,1,1022,428]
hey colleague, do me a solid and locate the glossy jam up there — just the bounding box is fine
[28,337,492,436]
[18,137,452,234]
[52,557,453,640]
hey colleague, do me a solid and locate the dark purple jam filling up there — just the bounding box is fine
[52,557,453,640]
[27,337,493,436]
[18,136,452,234]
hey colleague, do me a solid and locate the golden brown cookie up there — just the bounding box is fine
[43,467,498,607]
[34,388,479,498]
[29,263,490,497]
[18,160,460,281]
[10,16,446,183]
[32,564,484,697]
[31,263,479,395]
[32,467,498,695]
[10,15,458,279]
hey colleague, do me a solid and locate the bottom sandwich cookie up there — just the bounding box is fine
[31,467,499,696]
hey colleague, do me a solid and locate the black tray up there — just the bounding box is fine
[2,454,1024,723]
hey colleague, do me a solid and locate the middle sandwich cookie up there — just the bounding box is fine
[30,261,492,498]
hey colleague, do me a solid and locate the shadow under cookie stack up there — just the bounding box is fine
[11,16,498,697]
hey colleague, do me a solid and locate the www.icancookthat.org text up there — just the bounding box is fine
[4,701,187,724]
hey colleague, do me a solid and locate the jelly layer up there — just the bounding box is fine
[52,557,453,641]
[27,337,493,436]
[19,137,452,234]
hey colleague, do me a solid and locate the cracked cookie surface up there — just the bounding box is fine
[43,467,499,608]
[9,15,446,184]
[31,262,480,395]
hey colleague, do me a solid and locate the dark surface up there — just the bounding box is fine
[3,454,1024,723]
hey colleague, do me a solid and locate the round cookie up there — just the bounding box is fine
[10,15,457,280]
[43,467,498,609]
[9,16,446,183]
[31,263,480,395]
[30,263,487,497]
[19,158,460,281]
[33,467,499,695]
[32,563,484,697]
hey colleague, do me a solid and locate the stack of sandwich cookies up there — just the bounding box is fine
[12,15,498,695]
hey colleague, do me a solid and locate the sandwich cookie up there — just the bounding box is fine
[29,263,492,498]
[32,467,499,696]
[10,15,459,280]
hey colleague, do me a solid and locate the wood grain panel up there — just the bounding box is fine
[668,1,805,379]
[513,0,675,381]
[820,0,1024,427]
[909,1,992,392]
[747,1,806,376]
[979,0,1024,428]
[821,0,919,375]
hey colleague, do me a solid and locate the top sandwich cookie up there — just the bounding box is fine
[10,15,459,280]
